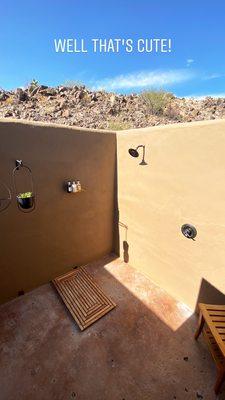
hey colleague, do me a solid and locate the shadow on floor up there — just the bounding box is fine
[0,254,224,400]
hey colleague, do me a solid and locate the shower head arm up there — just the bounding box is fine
[136,145,145,150]
[136,145,145,161]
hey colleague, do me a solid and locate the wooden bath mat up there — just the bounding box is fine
[52,267,116,330]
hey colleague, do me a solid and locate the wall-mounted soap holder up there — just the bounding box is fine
[66,180,85,194]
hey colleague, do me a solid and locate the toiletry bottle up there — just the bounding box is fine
[67,181,72,193]
[72,181,78,192]
[77,180,81,191]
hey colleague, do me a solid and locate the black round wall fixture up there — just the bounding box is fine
[181,224,197,240]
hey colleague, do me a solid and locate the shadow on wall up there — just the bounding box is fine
[114,143,148,263]
[113,146,120,256]
[195,278,225,312]
[119,222,129,263]
[123,240,129,263]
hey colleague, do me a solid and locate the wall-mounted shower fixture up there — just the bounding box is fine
[181,224,197,240]
[66,180,82,193]
[12,160,35,212]
[128,145,147,165]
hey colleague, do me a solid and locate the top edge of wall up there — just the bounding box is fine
[116,118,225,135]
[0,118,116,136]
[1,117,225,136]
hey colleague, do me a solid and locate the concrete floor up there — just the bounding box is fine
[0,255,224,400]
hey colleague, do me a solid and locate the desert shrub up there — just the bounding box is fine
[80,92,92,105]
[141,90,174,115]
[5,96,14,105]
[28,79,39,92]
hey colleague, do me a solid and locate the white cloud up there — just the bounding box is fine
[91,69,194,91]
[202,73,224,80]
[186,59,194,67]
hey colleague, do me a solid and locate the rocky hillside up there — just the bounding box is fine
[0,84,225,130]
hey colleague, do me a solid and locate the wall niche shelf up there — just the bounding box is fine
[66,180,85,194]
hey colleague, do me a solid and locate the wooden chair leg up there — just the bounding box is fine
[214,368,225,395]
[194,312,205,340]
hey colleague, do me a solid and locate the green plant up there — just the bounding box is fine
[28,79,39,92]
[141,90,174,115]
[17,192,33,199]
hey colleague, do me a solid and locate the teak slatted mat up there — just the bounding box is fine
[52,267,116,330]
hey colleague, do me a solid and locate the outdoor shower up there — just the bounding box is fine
[128,145,147,165]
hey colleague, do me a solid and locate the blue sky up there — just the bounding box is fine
[1,0,225,97]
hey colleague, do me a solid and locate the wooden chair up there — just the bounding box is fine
[195,303,225,394]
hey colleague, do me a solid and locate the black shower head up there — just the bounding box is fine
[128,145,147,166]
[128,148,139,158]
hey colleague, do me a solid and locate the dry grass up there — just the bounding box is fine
[107,118,132,131]
[5,96,14,105]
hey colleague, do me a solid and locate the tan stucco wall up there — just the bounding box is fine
[116,120,225,310]
[0,120,116,303]
[1,118,225,309]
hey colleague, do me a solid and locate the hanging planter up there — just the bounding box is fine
[17,192,34,209]
[12,160,36,213]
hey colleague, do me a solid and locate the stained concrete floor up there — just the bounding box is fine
[0,255,224,400]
